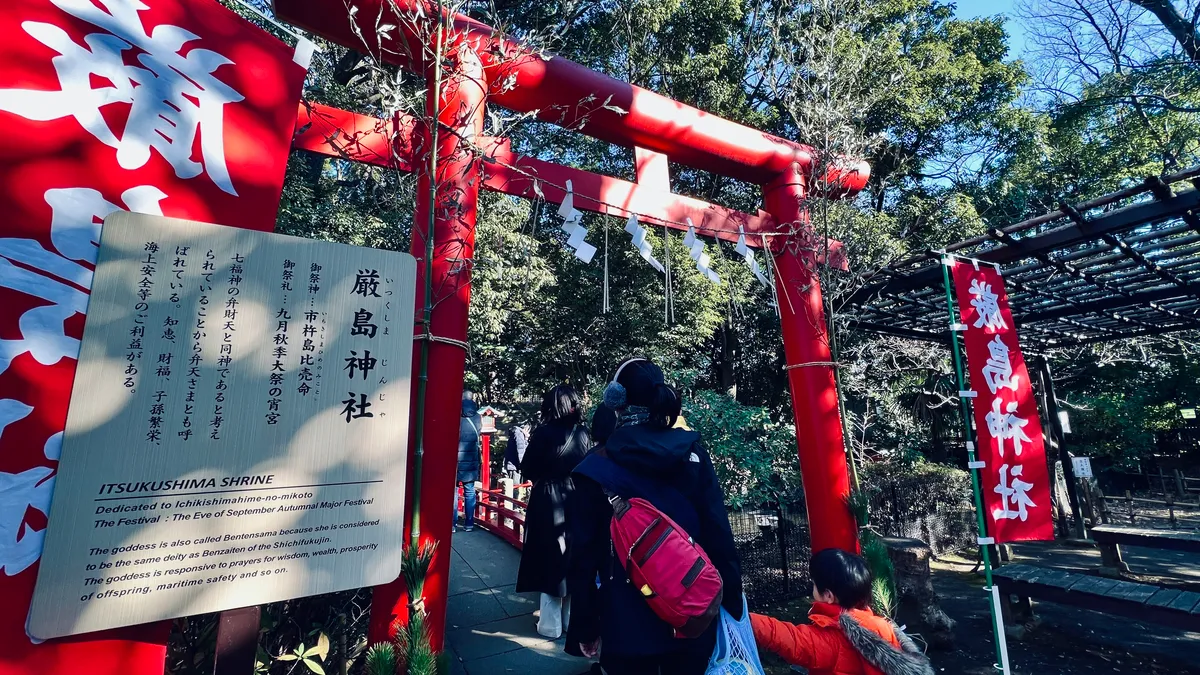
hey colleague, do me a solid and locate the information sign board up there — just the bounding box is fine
[1071,457,1094,480]
[28,213,415,639]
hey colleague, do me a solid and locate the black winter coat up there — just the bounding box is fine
[457,400,483,483]
[565,423,743,662]
[515,420,590,596]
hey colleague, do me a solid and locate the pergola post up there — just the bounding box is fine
[1035,356,1086,539]
[367,41,487,650]
[764,167,859,555]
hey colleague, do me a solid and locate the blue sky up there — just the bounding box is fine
[953,0,1029,59]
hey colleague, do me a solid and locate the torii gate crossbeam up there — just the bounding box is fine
[276,0,869,649]
[294,102,850,261]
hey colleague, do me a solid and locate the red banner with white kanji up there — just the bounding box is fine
[952,260,1054,543]
[0,1,308,672]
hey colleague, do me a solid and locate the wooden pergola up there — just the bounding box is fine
[840,167,1200,351]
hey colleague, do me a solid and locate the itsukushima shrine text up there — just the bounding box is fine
[27,214,415,640]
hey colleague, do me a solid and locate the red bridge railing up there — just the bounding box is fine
[456,481,529,550]
[476,486,529,549]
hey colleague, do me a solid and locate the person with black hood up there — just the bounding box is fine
[455,392,483,532]
[516,385,591,639]
[566,358,743,675]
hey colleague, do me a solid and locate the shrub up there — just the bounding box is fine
[860,458,976,555]
[683,389,800,508]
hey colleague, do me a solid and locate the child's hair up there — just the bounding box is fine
[810,548,873,610]
[647,383,681,429]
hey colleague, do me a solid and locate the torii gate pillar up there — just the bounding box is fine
[274,0,864,649]
[367,42,487,649]
[765,167,858,556]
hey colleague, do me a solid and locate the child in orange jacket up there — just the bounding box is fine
[750,549,934,675]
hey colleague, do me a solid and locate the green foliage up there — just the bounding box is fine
[1051,349,1200,468]
[402,540,438,606]
[682,389,799,508]
[861,530,897,619]
[364,642,399,675]
[848,491,898,618]
[859,458,977,554]
[396,612,437,675]
[274,633,331,675]
[354,540,447,675]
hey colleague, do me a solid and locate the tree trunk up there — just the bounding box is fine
[930,407,945,463]
[1129,0,1200,63]
[717,320,738,399]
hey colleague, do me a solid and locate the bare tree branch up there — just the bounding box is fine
[1127,0,1200,62]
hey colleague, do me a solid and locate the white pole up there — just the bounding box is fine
[989,585,1013,675]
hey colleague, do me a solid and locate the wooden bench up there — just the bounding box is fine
[1090,525,1200,574]
[993,563,1200,632]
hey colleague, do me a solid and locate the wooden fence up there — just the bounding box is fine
[1084,482,1200,530]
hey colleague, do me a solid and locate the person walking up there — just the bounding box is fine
[516,385,591,639]
[503,418,530,481]
[455,392,483,532]
[566,357,743,675]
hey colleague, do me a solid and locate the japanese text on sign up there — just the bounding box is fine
[27,213,416,640]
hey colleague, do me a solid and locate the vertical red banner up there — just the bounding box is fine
[0,1,308,673]
[952,260,1054,543]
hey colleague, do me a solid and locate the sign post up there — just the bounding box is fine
[27,213,415,640]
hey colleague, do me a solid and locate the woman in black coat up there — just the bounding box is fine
[516,384,591,639]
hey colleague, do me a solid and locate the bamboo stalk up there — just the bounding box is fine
[409,2,448,545]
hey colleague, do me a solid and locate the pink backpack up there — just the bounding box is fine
[607,492,724,638]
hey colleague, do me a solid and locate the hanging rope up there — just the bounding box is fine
[761,234,781,319]
[603,220,611,313]
[663,225,675,325]
[784,361,842,371]
[413,333,470,350]
[453,126,802,243]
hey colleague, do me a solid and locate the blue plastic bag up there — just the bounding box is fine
[706,596,766,675]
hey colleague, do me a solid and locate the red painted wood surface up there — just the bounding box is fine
[475,488,529,551]
[765,168,859,555]
[276,0,869,646]
[292,102,849,268]
[275,0,869,192]
[365,39,488,653]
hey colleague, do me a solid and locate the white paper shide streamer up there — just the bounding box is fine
[557,180,597,263]
[736,225,770,287]
[683,219,720,285]
[623,214,665,274]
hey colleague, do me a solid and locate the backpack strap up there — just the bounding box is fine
[466,416,482,451]
[590,446,632,517]
[587,445,699,522]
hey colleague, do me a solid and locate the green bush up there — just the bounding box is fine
[683,389,800,508]
[859,458,976,555]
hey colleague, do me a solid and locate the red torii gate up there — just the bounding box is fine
[277,0,870,648]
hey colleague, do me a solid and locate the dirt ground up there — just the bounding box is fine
[758,549,1200,675]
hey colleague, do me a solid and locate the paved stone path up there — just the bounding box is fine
[445,529,592,675]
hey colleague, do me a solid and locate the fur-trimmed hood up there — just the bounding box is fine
[838,612,935,675]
